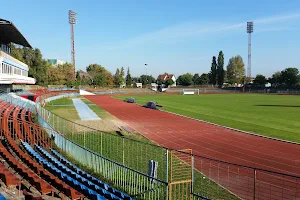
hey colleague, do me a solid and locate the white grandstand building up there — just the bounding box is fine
[0,18,35,92]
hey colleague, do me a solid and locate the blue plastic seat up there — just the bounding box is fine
[47,147,132,199]
[0,193,7,200]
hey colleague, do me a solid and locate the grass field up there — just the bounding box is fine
[115,94,300,143]
[45,97,80,120]
[81,98,114,120]
[45,97,114,121]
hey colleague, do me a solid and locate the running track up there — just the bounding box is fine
[86,95,300,199]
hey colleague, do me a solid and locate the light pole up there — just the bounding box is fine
[145,64,148,87]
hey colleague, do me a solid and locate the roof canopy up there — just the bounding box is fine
[0,18,32,48]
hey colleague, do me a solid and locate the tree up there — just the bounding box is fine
[177,73,193,86]
[86,64,113,87]
[253,74,267,87]
[132,77,141,83]
[165,79,175,87]
[114,68,120,87]
[209,56,217,85]
[76,71,81,82]
[156,79,163,85]
[268,71,281,88]
[192,74,200,85]
[223,70,228,83]
[226,55,245,85]
[217,51,225,87]
[120,67,125,85]
[58,63,74,84]
[11,46,50,85]
[198,73,209,85]
[76,70,92,86]
[140,75,155,86]
[280,68,299,88]
[125,67,132,87]
[48,67,64,85]
[242,76,251,85]
[10,45,24,62]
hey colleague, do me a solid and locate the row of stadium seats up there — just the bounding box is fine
[22,141,111,200]
[0,100,50,147]
[37,146,132,200]
[0,140,54,197]
[0,160,21,193]
[0,93,134,200]
[0,100,84,199]
[50,149,132,200]
[28,89,49,96]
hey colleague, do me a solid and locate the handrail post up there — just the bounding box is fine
[254,169,256,200]
[84,129,86,147]
[191,154,194,197]
[122,136,125,165]
[166,148,169,200]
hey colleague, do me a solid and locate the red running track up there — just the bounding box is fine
[86,95,300,199]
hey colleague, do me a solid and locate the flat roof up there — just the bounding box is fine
[0,18,32,48]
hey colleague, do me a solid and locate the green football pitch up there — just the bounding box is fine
[116,94,300,143]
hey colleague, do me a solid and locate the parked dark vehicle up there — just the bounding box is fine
[124,98,135,103]
[144,101,163,110]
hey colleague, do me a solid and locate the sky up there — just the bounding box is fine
[2,0,300,78]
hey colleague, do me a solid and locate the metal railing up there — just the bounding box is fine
[38,115,168,199]
[36,93,169,182]
[0,91,169,199]
[192,154,300,200]
[0,91,35,112]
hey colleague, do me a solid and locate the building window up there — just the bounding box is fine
[0,62,28,76]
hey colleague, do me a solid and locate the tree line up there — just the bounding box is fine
[12,46,299,89]
[177,51,245,87]
[11,45,74,86]
[254,68,300,88]
[176,51,300,89]
[11,45,148,88]
[76,64,156,88]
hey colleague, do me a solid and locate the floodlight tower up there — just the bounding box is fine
[247,21,253,79]
[69,10,77,81]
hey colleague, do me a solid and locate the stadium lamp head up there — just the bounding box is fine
[247,21,254,33]
[69,10,77,24]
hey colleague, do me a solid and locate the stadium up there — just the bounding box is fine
[0,6,300,200]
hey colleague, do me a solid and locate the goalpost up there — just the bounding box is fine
[181,89,200,95]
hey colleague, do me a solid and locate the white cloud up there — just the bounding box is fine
[106,12,300,50]
[255,26,299,33]
[254,13,300,24]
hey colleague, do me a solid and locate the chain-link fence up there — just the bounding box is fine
[193,154,300,200]
[37,115,168,199]
[36,93,169,182]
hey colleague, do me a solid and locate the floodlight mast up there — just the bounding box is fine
[247,22,253,80]
[69,10,76,81]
